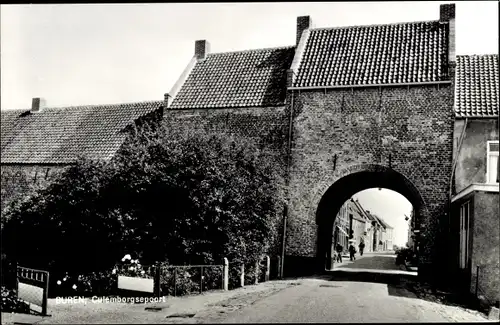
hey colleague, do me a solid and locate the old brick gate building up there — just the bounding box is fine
[2,4,462,282]
[165,4,457,280]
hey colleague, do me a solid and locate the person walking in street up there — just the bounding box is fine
[335,242,343,263]
[358,241,365,256]
[349,243,357,261]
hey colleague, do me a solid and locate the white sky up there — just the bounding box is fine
[1,1,498,109]
[353,189,412,247]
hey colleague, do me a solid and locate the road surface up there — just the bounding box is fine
[2,253,489,324]
[201,253,489,323]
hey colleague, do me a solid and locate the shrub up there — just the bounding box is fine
[2,118,286,294]
[1,287,30,314]
[158,264,224,296]
[395,248,417,266]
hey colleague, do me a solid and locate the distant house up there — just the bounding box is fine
[406,209,417,252]
[334,198,384,255]
[371,214,393,251]
[363,211,385,252]
[333,202,350,254]
[350,199,375,253]
[0,98,163,215]
[449,54,499,306]
[347,201,368,250]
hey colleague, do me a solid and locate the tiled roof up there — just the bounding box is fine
[376,216,392,229]
[1,101,162,164]
[170,46,295,109]
[347,202,366,222]
[364,211,382,226]
[455,54,499,118]
[293,21,448,88]
[370,213,391,229]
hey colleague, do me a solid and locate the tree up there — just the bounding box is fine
[2,159,125,274]
[109,121,286,266]
[2,117,286,280]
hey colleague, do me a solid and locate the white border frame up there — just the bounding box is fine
[486,140,499,184]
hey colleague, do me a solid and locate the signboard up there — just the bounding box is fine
[118,275,154,293]
[17,266,49,316]
[18,282,44,306]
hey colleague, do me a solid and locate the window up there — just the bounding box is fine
[459,201,470,269]
[486,141,499,184]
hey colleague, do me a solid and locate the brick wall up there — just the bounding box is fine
[1,164,67,216]
[1,83,456,279]
[470,191,499,305]
[162,106,290,257]
[285,84,455,277]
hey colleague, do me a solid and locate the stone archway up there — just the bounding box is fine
[315,164,427,272]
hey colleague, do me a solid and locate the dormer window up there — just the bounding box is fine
[486,141,499,184]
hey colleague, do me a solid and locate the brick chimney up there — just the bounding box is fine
[195,40,210,60]
[440,3,456,64]
[164,93,171,109]
[31,97,46,112]
[296,16,312,46]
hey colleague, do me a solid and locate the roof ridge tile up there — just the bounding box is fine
[3,100,163,112]
[207,45,295,56]
[309,19,440,32]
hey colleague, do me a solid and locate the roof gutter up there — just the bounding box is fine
[288,80,451,91]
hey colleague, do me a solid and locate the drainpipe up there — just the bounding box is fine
[450,118,468,198]
[448,118,468,231]
[281,85,295,278]
[446,118,467,278]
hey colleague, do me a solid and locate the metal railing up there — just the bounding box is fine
[162,264,224,296]
[113,256,275,297]
[115,258,229,297]
[17,266,50,316]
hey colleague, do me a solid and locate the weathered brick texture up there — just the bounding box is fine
[285,84,455,277]
[2,82,456,279]
[1,165,66,215]
[163,106,290,257]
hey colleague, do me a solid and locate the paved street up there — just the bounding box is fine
[2,253,491,324]
[334,252,402,271]
[201,253,489,323]
[209,276,488,323]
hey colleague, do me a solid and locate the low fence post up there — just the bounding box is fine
[254,259,259,285]
[42,271,49,316]
[200,266,204,294]
[277,256,282,279]
[223,258,229,291]
[15,261,19,300]
[154,262,161,298]
[265,255,270,282]
[174,268,177,297]
[240,264,245,287]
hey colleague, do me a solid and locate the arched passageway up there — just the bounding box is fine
[315,164,427,271]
